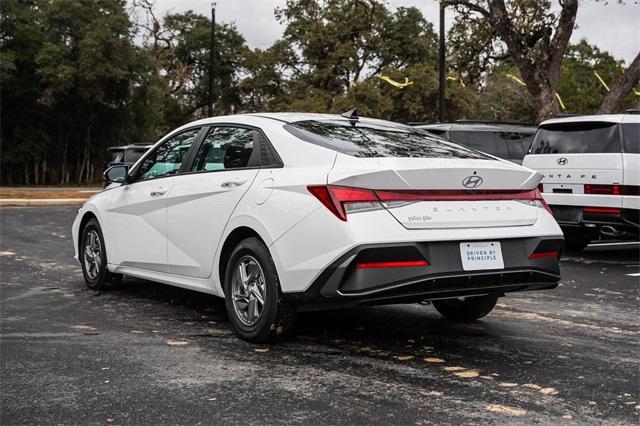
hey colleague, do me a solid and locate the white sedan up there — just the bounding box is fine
[72,112,564,342]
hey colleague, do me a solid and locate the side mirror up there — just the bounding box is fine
[104,165,129,184]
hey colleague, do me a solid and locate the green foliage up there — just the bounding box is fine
[1,0,637,185]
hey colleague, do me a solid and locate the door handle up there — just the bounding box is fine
[221,179,248,188]
[150,188,168,196]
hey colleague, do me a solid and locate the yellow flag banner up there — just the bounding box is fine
[506,73,526,87]
[378,75,413,89]
[593,71,610,92]
[446,76,466,87]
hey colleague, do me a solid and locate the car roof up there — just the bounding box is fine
[107,144,152,151]
[413,122,536,133]
[540,114,640,126]
[184,112,416,129]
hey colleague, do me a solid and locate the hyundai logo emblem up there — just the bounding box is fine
[557,157,568,165]
[462,175,483,188]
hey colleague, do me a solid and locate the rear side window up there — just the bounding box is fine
[191,126,257,172]
[285,120,489,159]
[530,122,621,154]
[124,148,148,163]
[622,123,639,153]
[109,150,124,163]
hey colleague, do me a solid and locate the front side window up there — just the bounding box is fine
[191,126,255,172]
[285,120,489,159]
[530,122,621,154]
[136,128,200,181]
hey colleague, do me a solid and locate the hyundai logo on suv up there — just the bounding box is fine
[557,157,568,165]
[462,175,483,188]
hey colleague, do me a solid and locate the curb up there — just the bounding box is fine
[0,198,87,206]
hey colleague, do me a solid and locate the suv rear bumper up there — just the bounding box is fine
[286,237,563,312]
[551,205,639,238]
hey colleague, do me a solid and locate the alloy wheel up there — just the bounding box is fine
[83,229,102,280]
[231,255,266,326]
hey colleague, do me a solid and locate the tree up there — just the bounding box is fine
[600,52,640,113]
[135,1,250,128]
[1,0,159,185]
[446,0,578,121]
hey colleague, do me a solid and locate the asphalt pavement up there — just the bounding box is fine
[1,206,638,424]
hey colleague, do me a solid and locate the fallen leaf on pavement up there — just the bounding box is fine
[486,404,526,416]
[394,355,414,361]
[454,370,479,378]
[164,339,189,346]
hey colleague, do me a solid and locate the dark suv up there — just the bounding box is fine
[107,144,152,169]
[411,121,536,165]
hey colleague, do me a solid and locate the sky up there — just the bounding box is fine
[152,0,640,64]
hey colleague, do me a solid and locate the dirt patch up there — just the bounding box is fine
[0,190,98,199]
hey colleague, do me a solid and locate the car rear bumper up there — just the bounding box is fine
[285,237,563,312]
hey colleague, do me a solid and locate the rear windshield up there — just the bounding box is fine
[447,131,533,160]
[530,122,621,154]
[285,120,490,159]
[622,123,639,153]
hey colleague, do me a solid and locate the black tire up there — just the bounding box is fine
[80,218,122,290]
[433,295,498,322]
[564,237,591,251]
[562,228,593,251]
[223,237,296,343]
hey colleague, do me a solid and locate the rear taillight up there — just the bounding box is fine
[307,185,381,221]
[585,184,620,195]
[309,185,553,221]
[584,184,639,196]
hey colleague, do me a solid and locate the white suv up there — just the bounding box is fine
[523,113,639,250]
[73,112,563,342]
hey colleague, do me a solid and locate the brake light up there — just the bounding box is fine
[584,184,639,196]
[585,184,620,195]
[356,260,429,269]
[308,185,553,220]
[307,185,380,221]
[583,207,621,214]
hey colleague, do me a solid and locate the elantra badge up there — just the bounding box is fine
[462,175,483,188]
[557,157,568,165]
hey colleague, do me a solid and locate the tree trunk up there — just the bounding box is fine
[600,52,640,114]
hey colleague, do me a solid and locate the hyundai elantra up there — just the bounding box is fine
[72,111,563,342]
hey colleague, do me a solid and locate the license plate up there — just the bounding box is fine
[460,242,504,271]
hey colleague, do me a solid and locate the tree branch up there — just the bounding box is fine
[548,0,578,85]
[600,52,640,113]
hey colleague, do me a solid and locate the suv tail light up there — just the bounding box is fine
[584,184,620,195]
[308,185,552,221]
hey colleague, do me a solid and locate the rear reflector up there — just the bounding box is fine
[308,185,551,220]
[356,260,429,269]
[529,251,559,259]
[583,207,621,214]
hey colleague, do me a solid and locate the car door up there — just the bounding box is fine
[107,127,203,272]
[165,125,261,278]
